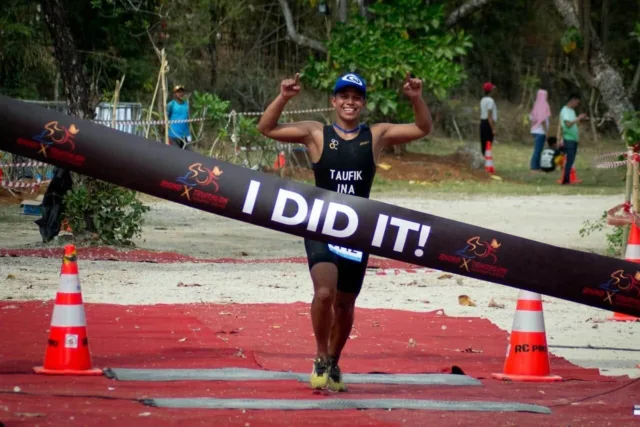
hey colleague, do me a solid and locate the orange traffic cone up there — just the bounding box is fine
[607,222,640,322]
[484,141,495,175]
[492,290,563,382]
[557,155,582,184]
[273,151,286,170]
[33,245,102,375]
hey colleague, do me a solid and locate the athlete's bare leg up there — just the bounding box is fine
[309,262,338,358]
[328,291,357,361]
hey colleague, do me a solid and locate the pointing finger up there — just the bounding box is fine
[294,73,300,85]
[405,72,411,83]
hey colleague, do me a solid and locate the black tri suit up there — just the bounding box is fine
[304,124,377,296]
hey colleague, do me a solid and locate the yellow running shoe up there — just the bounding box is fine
[309,357,329,389]
[327,357,348,392]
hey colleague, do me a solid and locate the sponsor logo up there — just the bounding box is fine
[16,121,85,167]
[329,138,339,150]
[160,162,229,209]
[583,269,640,310]
[33,121,79,152]
[438,236,508,279]
[342,74,363,86]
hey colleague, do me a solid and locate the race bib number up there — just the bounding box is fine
[328,244,363,263]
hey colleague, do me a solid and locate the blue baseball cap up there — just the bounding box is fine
[332,73,367,97]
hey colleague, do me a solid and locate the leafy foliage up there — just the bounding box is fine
[190,90,231,122]
[560,27,583,54]
[579,211,624,258]
[622,111,640,147]
[63,178,150,246]
[301,0,472,122]
[0,0,57,99]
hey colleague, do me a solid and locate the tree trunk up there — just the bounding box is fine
[553,0,634,133]
[446,0,494,27]
[600,0,610,53]
[579,0,591,64]
[357,0,369,18]
[629,62,640,98]
[208,2,222,89]
[278,0,327,54]
[40,0,94,119]
[337,0,348,23]
[38,0,96,241]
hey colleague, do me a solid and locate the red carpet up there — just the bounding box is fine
[0,301,638,426]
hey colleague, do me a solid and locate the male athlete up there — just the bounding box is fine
[257,72,432,392]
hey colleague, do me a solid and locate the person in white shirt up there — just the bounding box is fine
[529,89,551,170]
[479,82,497,155]
[539,136,563,172]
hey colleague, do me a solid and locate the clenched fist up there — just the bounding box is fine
[280,73,301,100]
[402,72,423,99]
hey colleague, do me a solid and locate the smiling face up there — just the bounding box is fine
[331,87,366,124]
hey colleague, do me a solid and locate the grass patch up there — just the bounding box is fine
[255,137,626,196]
[369,137,626,196]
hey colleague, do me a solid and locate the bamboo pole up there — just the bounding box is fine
[633,156,639,219]
[145,67,162,139]
[160,48,170,146]
[111,75,125,129]
[621,148,634,257]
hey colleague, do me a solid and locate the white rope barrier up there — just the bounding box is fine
[1,179,45,189]
[593,151,634,169]
[92,107,334,126]
[0,161,49,169]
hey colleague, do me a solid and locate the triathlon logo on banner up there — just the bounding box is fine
[438,236,508,279]
[16,120,85,167]
[584,269,640,311]
[160,162,230,209]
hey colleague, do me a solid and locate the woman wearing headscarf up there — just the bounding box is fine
[529,89,551,170]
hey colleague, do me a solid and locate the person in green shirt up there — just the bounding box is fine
[558,93,587,185]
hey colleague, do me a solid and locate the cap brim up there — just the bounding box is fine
[333,84,366,95]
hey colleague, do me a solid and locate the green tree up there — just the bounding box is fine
[0,0,57,99]
[301,0,472,122]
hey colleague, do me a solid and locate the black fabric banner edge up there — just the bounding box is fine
[0,95,638,318]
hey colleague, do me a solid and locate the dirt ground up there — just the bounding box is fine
[280,151,488,183]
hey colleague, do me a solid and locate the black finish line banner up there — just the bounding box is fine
[0,95,639,318]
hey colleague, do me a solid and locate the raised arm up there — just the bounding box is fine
[373,73,433,147]
[257,73,321,145]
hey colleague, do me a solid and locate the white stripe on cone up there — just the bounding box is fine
[58,274,82,293]
[518,291,542,301]
[512,311,546,333]
[625,243,640,261]
[51,305,87,327]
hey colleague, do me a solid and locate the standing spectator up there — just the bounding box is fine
[558,93,587,185]
[529,89,551,171]
[479,82,498,156]
[167,85,193,150]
